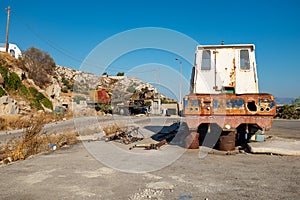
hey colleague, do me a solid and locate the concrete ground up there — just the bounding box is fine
[0,118,299,199]
[0,143,299,200]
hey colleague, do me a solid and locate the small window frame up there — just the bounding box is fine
[240,49,250,70]
[201,50,211,70]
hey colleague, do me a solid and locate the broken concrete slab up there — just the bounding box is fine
[247,136,300,156]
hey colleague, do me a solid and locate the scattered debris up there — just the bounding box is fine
[179,195,193,199]
[129,139,167,150]
[103,124,144,145]
[129,188,164,200]
[49,143,57,150]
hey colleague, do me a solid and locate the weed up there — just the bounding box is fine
[30,98,43,110]
[0,117,6,130]
[103,123,126,136]
[6,72,22,91]
[41,98,53,110]
[0,65,8,80]
[19,84,29,97]
[0,87,6,97]
[1,118,79,163]
[28,87,53,110]
[4,118,46,160]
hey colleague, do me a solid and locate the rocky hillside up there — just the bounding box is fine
[0,52,157,116]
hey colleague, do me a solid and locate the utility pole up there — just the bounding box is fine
[158,67,160,95]
[5,6,11,53]
[175,58,182,103]
[175,58,183,115]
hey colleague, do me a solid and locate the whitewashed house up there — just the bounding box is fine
[0,43,22,59]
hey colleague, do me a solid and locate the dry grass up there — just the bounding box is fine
[0,115,37,131]
[0,117,5,130]
[102,123,126,136]
[0,118,79,163]
[0,52,23,69]
[4,118,46,161]
[0,112,74,131]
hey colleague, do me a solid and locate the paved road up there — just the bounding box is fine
[0,118,299,199]
[0,140,299,199]
[0,116,181,144]
[1,117,298,143]
[267,119,300,139]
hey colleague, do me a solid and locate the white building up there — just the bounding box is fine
[0,43,22,59]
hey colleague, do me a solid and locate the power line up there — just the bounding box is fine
[10,10,141,71]
[4,9,162,75]
[10,10,84,64]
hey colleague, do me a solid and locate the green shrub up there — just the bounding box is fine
[96,103,112,113]
[292,97,300,105]
[19,85,29,97]
[29,87,39,96]
[281,105,300,119]
[0,65,8,80]
[41,98,53,110]
[161,98,178,104]
[36,92,45,101]
[30,98,43,110]
[61,77,73,90]
[126,85,136,93]
[145,101,152,107]
[0,87,6,97]
[61,87,68,93]
[6,72,21,91]
[28,87,52,110]
[73,96,86,104]
[68,84,74,91]
[62,77,69,85]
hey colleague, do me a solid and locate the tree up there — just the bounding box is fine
[292,97,300,105]
[22,47,56,88]
[280,105,300,119]
[117,72,124,76]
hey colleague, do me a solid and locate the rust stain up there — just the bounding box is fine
[184,93,276,130]
[229,58,236,87]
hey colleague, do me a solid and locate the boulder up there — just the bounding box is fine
[0,96,19,115]
[46,78,61,100]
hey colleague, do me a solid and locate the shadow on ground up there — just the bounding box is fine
[144,122,190,147]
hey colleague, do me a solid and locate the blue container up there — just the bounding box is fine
[256,134,264,142]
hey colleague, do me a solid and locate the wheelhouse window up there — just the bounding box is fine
[201,50,211,70]
[240,49,250,70]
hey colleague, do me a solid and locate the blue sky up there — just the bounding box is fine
[0,0,299,98]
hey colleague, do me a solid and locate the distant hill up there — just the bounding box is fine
[275,97,294,105]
